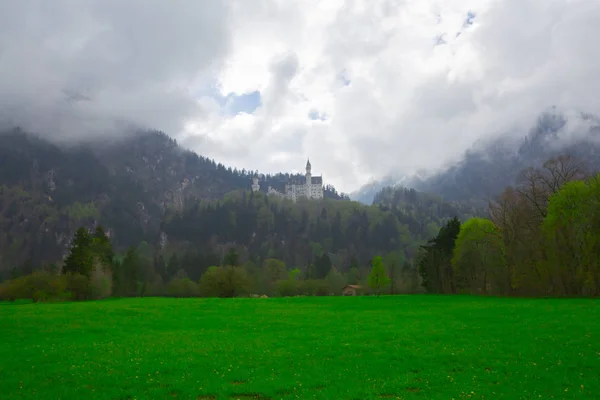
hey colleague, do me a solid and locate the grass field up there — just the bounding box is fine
[1,296,599,400]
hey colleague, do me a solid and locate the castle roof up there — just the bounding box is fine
[311,176,322,184]
[306,158,311,168]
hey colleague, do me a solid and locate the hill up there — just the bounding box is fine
[352,110,600,204]
[158,187,480,282]
[0,128,347,273]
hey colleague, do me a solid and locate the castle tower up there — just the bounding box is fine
[251,176,260,192]
[305,159,312,199]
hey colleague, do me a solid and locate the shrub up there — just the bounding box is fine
[199,266,250,298]
[275,279,298,297]
[167,278,199,297]
[0,276,31,301]
[0,271,75,302]
[298,279,329,296]
[89,266,113,300]
[64,273,91,301]
[146,275,166,296]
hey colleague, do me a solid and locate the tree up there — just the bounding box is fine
[451,218,506,294]
[115,246,141,296]
[542,175,600,295]
[199,265,250,297]
[262,258,287,294]
[384,251,404,295]
[314,253,332,279]
[417,217,461,293]
[368,256,390,296]
[166,253,180,282]
[63,227,94,277]
[223,248,239,267]
[325,268,346,295]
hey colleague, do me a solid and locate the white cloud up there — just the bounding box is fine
[187,0,600,193]
[1,0,600,193]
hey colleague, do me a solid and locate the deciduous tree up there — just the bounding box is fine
[368,256,390,296]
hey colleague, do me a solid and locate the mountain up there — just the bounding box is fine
[0,127,347,272]
[351,110,600,204]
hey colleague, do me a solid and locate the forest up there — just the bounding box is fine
[1,153,598,301]
[419,156,600,296]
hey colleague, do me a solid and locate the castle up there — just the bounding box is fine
[252,159,324,202]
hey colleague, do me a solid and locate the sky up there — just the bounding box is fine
[1,0,599,193]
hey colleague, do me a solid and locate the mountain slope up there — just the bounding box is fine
[0,128,347,271]
[352,110,600,204]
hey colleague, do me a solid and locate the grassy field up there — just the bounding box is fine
[1,296,599,400]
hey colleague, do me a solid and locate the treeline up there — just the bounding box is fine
[0,224,416,301]
[0,130,352,271]
[418,156,600,296]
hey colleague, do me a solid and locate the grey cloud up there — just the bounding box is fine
[0,0,231,140]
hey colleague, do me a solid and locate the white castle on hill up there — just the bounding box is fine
[251,159,324,202]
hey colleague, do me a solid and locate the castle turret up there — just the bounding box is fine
[305,158,312,188]
[251,176,260,192]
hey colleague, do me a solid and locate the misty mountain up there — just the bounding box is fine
[0,128,347,269]
[352,110,600,204]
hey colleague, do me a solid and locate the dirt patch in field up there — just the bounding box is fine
[229,393,271,400]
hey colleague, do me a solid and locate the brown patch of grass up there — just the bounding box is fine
[231,380,247,385]
[406,387,420,392]
[229,393,271,400]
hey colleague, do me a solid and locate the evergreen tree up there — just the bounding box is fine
[223,248,239,267]
[166,253,180,282]
[63,227,94,276]
[120,246,141,296]
[315,253,332,279]
[92,225,114,266]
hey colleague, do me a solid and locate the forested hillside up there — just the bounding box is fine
[160,187,475,280]
[352,111,600,204]
[0,128,347,273]
[418,155,600,296]
[0,123,476,287]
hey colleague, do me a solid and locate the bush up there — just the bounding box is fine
[199,266,250,297]
[0,271,83,302]
[166,278,199,297]
[146,275,166,296]
[64,273,91,301]
[298,279,329,296]
[89,266,113,300]
[0,275,31,301]
[275,279,298,297]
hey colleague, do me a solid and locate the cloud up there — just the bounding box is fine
[2,0,600,193]
[0,0,231,140]
[186,0,600,193]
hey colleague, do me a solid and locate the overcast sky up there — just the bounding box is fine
[1,0,599,193]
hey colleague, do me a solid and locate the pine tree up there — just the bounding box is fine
[121,246,141,296]
[223,248,239,267]
[315,253,332,279]
[92,225,114,266]
[63,227,94,277]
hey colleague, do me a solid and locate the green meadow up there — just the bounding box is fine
[1,296,599,400]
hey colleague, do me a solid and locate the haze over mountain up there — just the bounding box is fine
[2,0,600,193]
[351,109,600,204]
